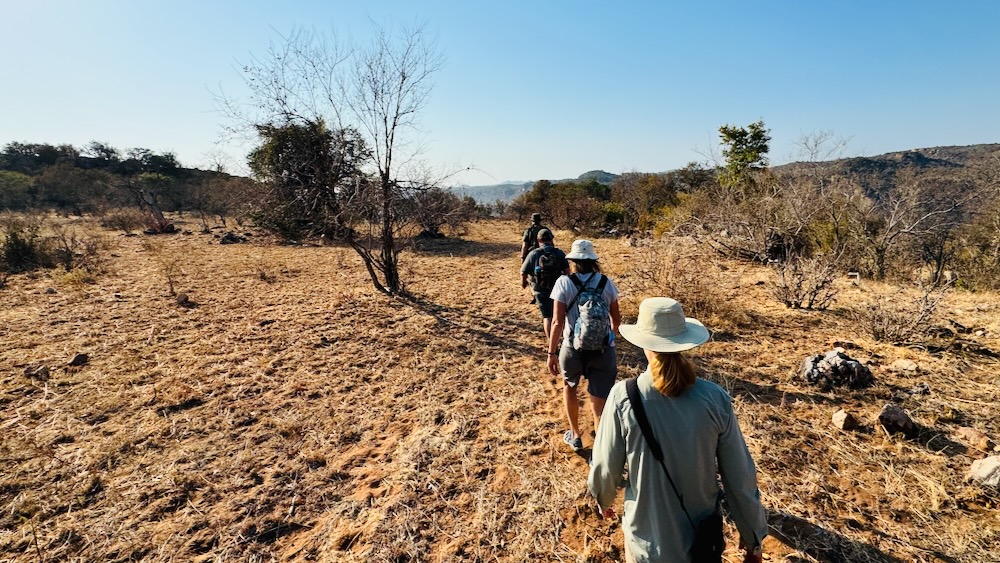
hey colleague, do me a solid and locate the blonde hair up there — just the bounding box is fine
[649,351,697,397]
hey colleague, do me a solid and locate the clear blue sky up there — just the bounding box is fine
[3,1,998,185]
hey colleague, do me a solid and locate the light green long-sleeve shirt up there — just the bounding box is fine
[588,372,767,563]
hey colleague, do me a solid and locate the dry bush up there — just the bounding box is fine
[48,225,111,274]
[98,207,148,234]
[0,214,53,273]
[851,285,947,343]
[625,237,749,330]
[768,254,838,310]
[141,238,184,295]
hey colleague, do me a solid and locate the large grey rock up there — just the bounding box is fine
[878,404,917,438]
[800,349,874,390]
[967,456,1000,488]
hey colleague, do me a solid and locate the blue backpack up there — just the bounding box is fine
[568,274,610,350]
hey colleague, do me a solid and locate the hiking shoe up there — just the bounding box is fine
[563,430,583,451]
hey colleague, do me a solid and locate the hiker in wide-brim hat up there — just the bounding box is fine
[588,297,767,563]
[546,239,622,453]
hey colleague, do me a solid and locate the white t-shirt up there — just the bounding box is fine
[550,273,619,347]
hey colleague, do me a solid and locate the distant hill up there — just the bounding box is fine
[449,170,620,203]
[775,144,1000,195]
[449,181,533,204]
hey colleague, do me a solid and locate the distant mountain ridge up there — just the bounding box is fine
[449,170,619,203]
[775,143,1000,189]
[451,144,1000,204]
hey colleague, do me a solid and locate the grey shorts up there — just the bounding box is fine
[533,290,554,318]
[559,345,617,399]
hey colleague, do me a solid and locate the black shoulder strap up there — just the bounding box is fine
[595,274,608,294]
[566,274,584,311]
[626,378,697,529]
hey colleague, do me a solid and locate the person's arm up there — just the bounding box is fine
[588,387,625,511]
[520,253,533,289]
[546,300,566,375]
[609,299,622,333]
[716,398,768,555]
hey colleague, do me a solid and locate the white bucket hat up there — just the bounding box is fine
[565,239,599,260]
[619,297,710,352]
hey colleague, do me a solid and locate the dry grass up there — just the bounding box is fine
[1,218,998,562]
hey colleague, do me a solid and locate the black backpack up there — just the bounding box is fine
[525,225,543,251]
[534,248,561,293]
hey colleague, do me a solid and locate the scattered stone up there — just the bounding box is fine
[68,353,89,367]
[878,404,917,438]
[800,350,874,390]
[967,456,1000,488]
[956,427,995,452]
[974,329,986,337]
[890,359,919,373]
[832,409,858,431]
[176,293,190,306]
[830,339,859,350]
[909,382,930,396]
[219,232,248,245]
[44,287,57,294]
[24,365,50,380]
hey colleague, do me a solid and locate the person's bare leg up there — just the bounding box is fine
[590,395,607,433]
[543,317,552,340]
[564,383,581,439]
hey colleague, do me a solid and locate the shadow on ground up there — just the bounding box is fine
[411,236,518,260]
[400,293,542,357]
[765,511,934,563]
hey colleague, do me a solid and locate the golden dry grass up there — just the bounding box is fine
[1,217,998,562]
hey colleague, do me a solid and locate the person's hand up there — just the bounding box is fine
[521,279,528,289]
[547,353,559,376]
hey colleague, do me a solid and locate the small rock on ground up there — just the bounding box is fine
[68,353,89,367]
[878,404,917,438]
[967,456,1000,488]
[832,409,858,431]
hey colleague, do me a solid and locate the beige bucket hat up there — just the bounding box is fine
[565,239,599,260]
[619,297,710,352]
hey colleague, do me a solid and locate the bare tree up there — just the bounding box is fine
[222,24,444,295]
[848,170,980,280]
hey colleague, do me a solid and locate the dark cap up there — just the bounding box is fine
[531,213,542,223]
[536,228,553,241]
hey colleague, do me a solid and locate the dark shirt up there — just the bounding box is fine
[521,244,569,293]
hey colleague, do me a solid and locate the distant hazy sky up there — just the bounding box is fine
[3,1,998,184]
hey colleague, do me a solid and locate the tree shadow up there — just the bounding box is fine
[399,293,542,357]
[410,237,518,260]
[764,511,948,563]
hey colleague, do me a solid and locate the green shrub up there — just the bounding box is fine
[0,222,51,273]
